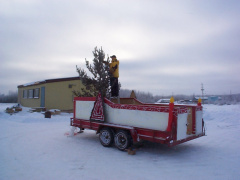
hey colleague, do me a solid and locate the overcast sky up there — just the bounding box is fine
[1,0,240,96]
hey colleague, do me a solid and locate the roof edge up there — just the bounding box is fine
[18,76,80,88]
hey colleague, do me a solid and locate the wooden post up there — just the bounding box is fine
[130,90,137,99]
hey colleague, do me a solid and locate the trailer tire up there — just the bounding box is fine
[114,130,132,151]
[99,127,114,147]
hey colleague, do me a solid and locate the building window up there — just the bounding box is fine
[23,90,28,98]
[28,89,33,98]
[34,88,40,98]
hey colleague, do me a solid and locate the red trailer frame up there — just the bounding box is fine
[70,94,205,150]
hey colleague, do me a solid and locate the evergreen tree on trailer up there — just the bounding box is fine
[74,47,112,98]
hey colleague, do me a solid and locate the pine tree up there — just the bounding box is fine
[73,47,111,98]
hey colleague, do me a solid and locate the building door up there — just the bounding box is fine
[40,87,45,107]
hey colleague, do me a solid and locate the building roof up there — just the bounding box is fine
[156,99,171,103]
[18,77,80,88]
[194,97,208,100]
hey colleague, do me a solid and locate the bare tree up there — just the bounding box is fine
[0,91,18,103]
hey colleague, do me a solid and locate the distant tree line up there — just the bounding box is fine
[120,89,200,103]
[120,89,198,103]
[120,89,240,104]
[216,93,240,105]
[120,89,158,103]
[1,88,239,105]
[0,91,18,103]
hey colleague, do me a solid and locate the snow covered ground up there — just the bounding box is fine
[0,103,240,180]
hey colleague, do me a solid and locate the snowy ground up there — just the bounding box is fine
[0,103,240,180]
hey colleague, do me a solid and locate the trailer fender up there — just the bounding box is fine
[97,125,115,135]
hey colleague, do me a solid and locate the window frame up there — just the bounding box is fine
[34,88,40,99]
[28,89,34,99]
[23,90,28,99]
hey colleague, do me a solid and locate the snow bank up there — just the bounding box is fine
[0,103,240,180]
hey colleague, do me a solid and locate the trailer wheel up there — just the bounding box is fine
[99,127,114,147]
[114,130,132,151]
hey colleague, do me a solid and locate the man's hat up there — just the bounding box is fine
[110,55,116,58]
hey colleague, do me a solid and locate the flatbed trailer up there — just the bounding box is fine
[70,93,205,151]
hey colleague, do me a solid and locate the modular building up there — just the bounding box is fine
[18,77,84,111]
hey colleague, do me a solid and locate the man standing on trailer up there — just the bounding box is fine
[104,55,119,97]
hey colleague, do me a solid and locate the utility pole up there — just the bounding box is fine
[201,83,204,104]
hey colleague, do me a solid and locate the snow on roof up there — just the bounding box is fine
[18,77,79,88]
[195,97,208,100]
[22,80,45,87]
[156,99,170,103]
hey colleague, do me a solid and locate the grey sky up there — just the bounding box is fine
[1,0,239,96]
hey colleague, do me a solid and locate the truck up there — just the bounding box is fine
[70,93,205,151]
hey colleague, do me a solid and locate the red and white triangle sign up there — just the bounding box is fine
[90,93,104,121]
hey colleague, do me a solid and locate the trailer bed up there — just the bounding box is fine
[71,94,205,149]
